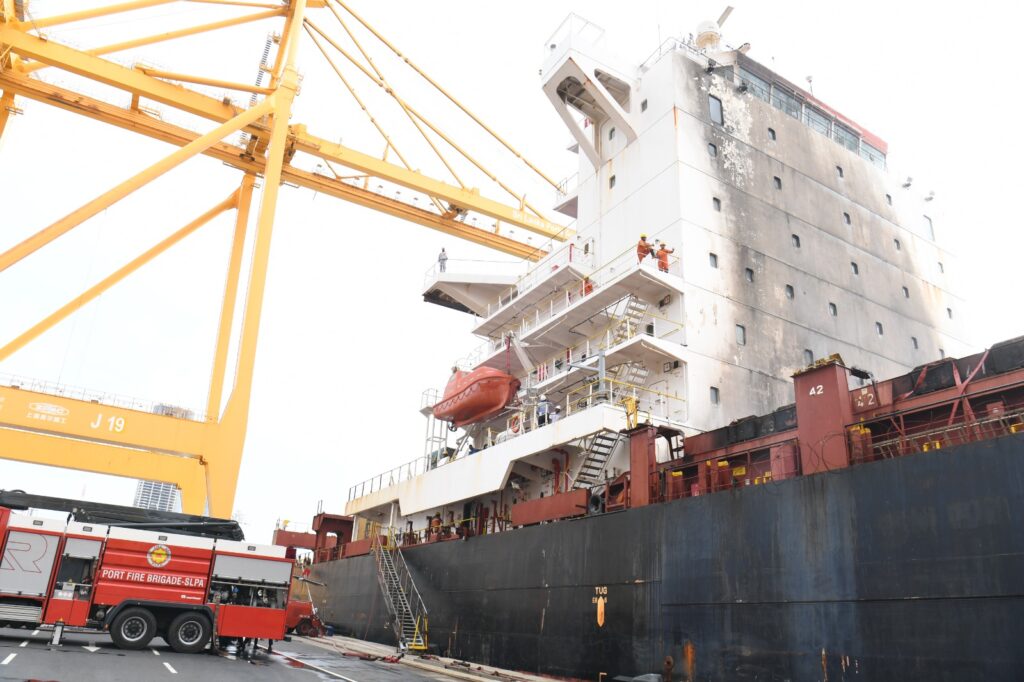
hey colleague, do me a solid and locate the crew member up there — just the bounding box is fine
[636,234,653,263]
[438,247,448,272]
[537,394,552,426]
[550,406,562,423]
[656,244,675,273]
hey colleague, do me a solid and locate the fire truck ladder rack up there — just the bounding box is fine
[0,490,244,540]
[371,529,429,651]
[572,430,622,489]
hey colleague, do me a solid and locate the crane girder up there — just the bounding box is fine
[0,70,545,259]
[0,0,562,515]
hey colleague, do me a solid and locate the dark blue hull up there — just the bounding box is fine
[313,433,1024,680]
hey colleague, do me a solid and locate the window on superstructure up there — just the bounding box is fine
[609,127,616,141]
[803,349,814,365]
[828,302,838,317]
[709,95,724,125]
[902,286,910,298]
[885,193,893,206]
[850,261,859,275]
[875,322,884,336]
[708,143,718,158]
[735,324,747,346]
[745,267,754,283]
[894,238,901,251]
[609,175,616,189]
[832,122,859,152]
[836,165,844,179]
[712,197,721,212]
[791,234,801,248]
[843,212,851,225]
[739,68,770,102]
[938,261,944,274]
[922,215,934,240]
[861,141,886,169]
[804,105,831,136]
[947,307,953,319]
[773,176,783,190]
[912,336,919,350]
[771,86,801,119]
[785,284,795,299]
[768,127,776,141]
[710,386,720,405]
[939,348,946,358]
[709,252,719,268]
[641,99,648,112]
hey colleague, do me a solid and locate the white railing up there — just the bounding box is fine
[0,372,205,422]
[483,241,595,318]
[348,378,687,504]
[422,258,526,288]
[554,172,579,205]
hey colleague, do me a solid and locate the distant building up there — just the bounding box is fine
[132,480,178,512]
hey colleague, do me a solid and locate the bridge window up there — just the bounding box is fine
[709,95,724,125]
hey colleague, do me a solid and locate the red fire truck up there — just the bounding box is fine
[0,503,293,652]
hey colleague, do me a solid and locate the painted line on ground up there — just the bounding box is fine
[1,653,15,665]
[152,648,161,655]
[163,661,177,674]
[31,630,38,636]
[83,645,100,652]
[19,641,27,647]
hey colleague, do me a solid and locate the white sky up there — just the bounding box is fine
[1,0,1022,541]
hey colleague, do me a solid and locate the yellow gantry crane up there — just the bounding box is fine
[0,0,570,516]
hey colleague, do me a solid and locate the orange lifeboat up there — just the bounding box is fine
[432,367,520,428]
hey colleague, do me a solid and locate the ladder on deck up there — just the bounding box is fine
[610,361,650,386]
[609,295,649,346]
[371,529,429,651]
[572,430,622,489]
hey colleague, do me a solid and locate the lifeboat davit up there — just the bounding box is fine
[432,367,520,428]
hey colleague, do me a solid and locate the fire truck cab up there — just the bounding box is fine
[0,504,292,653]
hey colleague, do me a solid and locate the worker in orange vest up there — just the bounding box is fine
[636,234,653,263]
[656,244,675,273]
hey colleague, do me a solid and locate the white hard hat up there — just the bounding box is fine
[540,394,547,400]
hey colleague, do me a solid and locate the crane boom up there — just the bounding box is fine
[0,0,569,515]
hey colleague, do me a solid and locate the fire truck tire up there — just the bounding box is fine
[296,618,314,637]
[167,611,211,654]
[110,607,157,650]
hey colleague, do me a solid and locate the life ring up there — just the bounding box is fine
[510,416,521,433]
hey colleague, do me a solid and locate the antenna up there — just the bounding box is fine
[718,6,735,28]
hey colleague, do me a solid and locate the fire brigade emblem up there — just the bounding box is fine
[147,544,172,568]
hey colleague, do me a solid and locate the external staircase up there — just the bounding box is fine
[370,529,429,651]
[572,430,622,489]
[609,295,649,346]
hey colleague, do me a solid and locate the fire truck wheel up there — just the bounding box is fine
[296,618,314,637]
[167,612,211,654]
[111,607,157,650]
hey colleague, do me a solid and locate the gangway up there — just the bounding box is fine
[371,528,429,651]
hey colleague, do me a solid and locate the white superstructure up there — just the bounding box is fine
[346,15,971,536]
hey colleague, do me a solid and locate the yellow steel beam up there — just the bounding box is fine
[0,24,240,122]
[315,13,466,189]
[206,174,255,422]
[332,0,562,192]
[0,27,569,239]
[29,0,176,29]
[0,70,548,259]
[0,193,237,363]
[21,8,286,74]
[0,96,271,273]
[0,385,207,456]
[306,17,553,226]
[0,89,13,138]
[205,0,308,517]
[138,67,274,94]
[0,425,209,513]
[292,130,570,241]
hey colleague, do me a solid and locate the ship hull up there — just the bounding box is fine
[314,433,1024,681]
